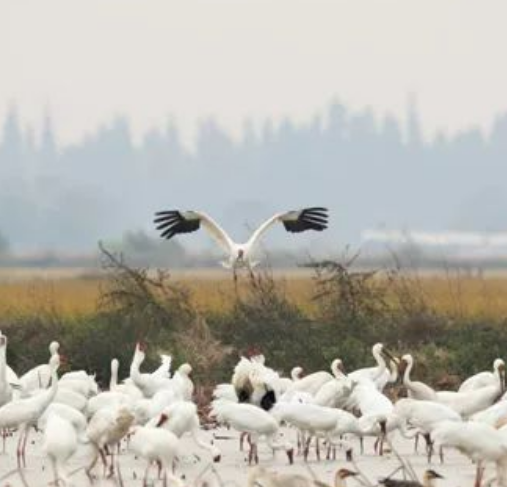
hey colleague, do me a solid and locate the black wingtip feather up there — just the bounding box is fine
[152,210,201,240]
[282,206,329,233]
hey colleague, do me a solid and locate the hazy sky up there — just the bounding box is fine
[1,0,507,147]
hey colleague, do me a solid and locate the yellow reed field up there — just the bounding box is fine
[1,267,507,319]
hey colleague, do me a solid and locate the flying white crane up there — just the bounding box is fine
[153,207,329,276]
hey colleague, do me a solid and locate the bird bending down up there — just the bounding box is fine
[153,207,329,279]
[210,400,293,465]
[247,466,359,487]
[379,470,444,487]
[129,425,184,487]
[86,404,135,479]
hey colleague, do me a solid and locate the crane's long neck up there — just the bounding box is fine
[110,360,119,390]
[495,364,506,393]
[0,344,7,387]
[37,360,59,416]
[374,348,386,372]
[331,361,345,379]
[403,359,414,387]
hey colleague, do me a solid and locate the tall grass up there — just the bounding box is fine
[1,249,507,388]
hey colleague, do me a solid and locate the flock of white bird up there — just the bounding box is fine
[2,331,507,487]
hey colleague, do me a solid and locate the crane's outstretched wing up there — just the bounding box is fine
[153,210,234,253]
[246,207,329,250]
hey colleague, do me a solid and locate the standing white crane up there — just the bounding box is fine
[172,363,194,401]
[435,359,506,417]
[432,420,507,487]
[149,401,221,462]
[86,404,135,478]
[270,401,354,461]
[0,331,20,390]
[0,334,14,408]
[286,359,343,397]
[0,351,62,467]
[348,343,397,391]
[130,342,177,398]
[153,207,329,278]
[109,358,143,400]
[392,398,462,462]
[210,400,293,465]
[129,425,184,487]
[459,359,506,393]
[42,413,78,487]
[398,354,437,401]
[19,340,60,392]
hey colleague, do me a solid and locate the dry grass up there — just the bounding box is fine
[1,267,507,319]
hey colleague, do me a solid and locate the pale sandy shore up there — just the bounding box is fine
[0,427,483,487]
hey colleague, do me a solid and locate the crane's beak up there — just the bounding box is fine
[381,347,397,363]
[500,364,506,394]
[427,470,444,480]
[398,358,408,374]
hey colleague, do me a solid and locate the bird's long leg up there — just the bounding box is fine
[116,453,124,487]
[99,448,109,477]
[423,433,433,464]
[439,446,445,464]
[247,435,253,466]
[143,462,151,487]
[414,433,419,453]
[239,432,248,451]
[21,426,31,468]
[49,457,59,487]
[85,448,99,480]
[1,428,8,454]
[304,435,312,462]
[359,436,364,454]
[107,448,116,477]
[475,461,485,487]
[16,426,26,468]
[315,437,321,461]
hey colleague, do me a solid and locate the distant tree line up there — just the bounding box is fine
[1,100,507,257]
